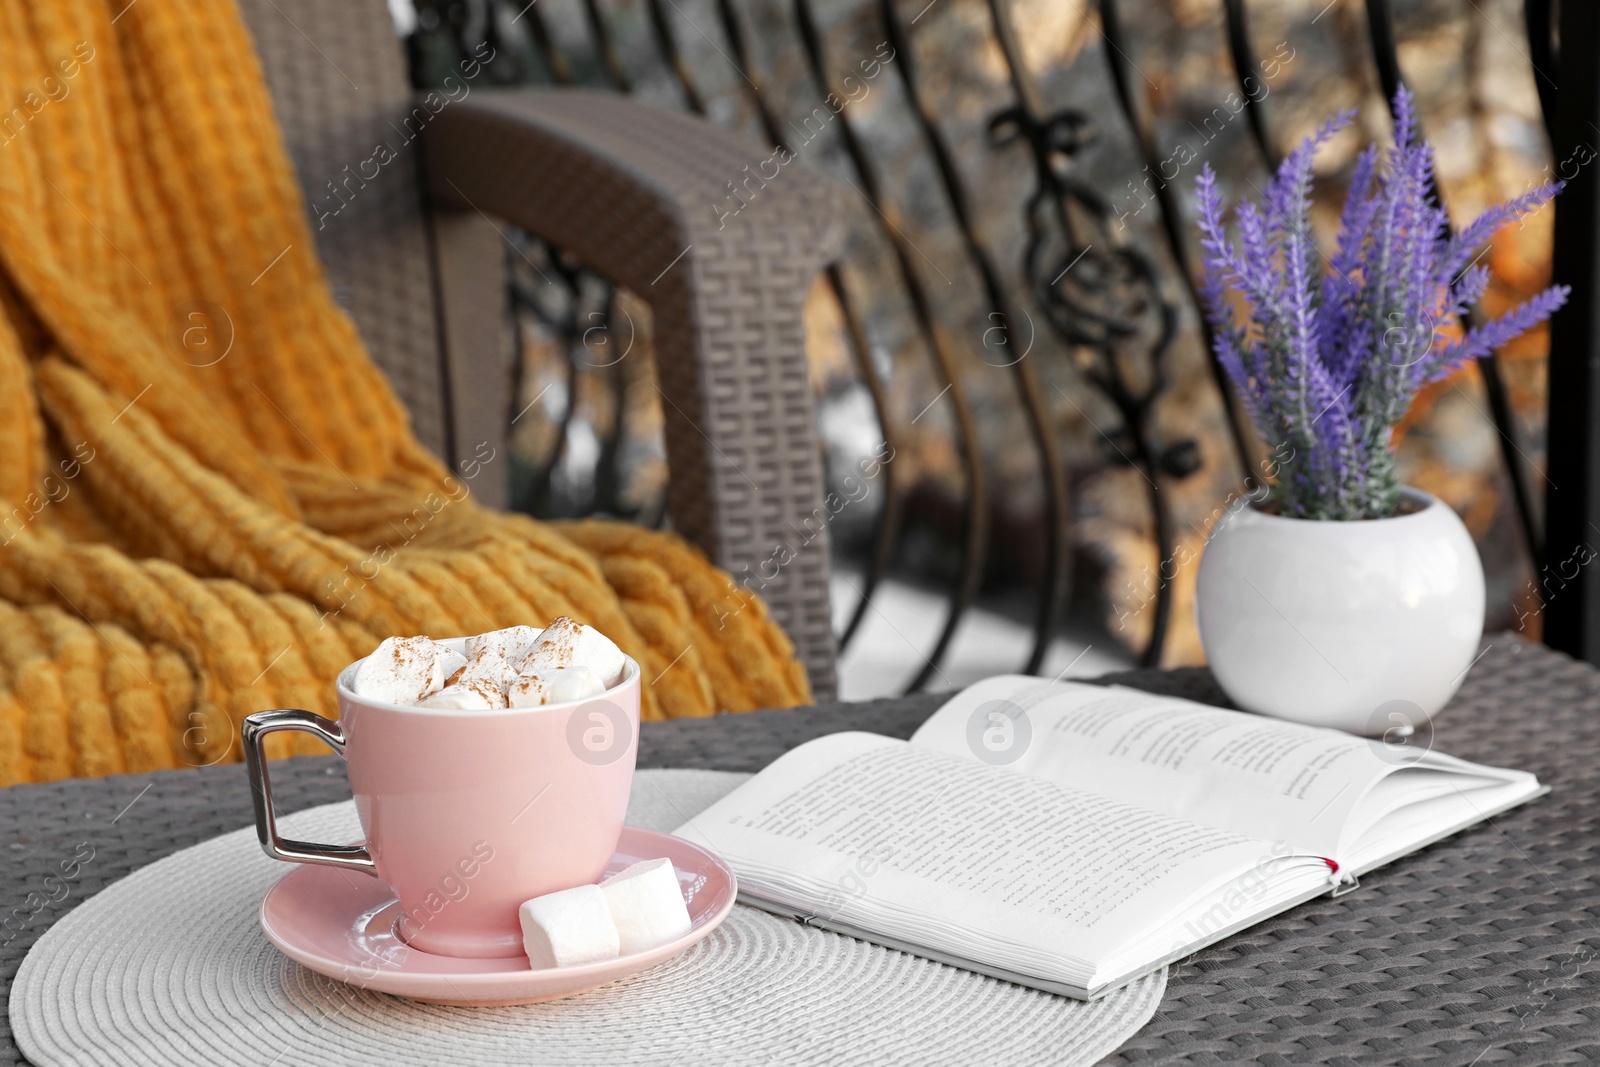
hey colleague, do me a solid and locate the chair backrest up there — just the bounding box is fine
[236,0,500,475]
[232,2,841,698]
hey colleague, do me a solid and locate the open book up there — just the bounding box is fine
[674,677,1545,1000]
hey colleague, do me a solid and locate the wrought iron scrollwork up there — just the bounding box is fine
[506,242,641,521]
[872,0,1072,681]
[418,0,650,525]
[789,0,989,690]
[984,0,1196,666]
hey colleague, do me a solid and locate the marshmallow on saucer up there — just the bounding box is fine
[507,665,606,708]
[519,884,620,968]
[520,617,626,688]
[599,858,692,954]
[354,636,467,705]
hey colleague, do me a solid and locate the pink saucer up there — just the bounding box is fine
[259,827,737,1006]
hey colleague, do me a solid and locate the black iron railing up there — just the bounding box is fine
[406,0,1590,679]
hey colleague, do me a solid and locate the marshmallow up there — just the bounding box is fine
[519,884,621,969]
[506,665,606,708]
[360,623,624,713]
[599,858,692,955]
[354,637,467,705]
[419,684,495,710]
[520,616,626,688]
[441,661,510,709]
[464,625,544,674]
[505,672,551,708]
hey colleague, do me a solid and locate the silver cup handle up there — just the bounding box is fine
[242,709,377,875]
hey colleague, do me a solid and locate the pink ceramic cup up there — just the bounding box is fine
[243,636,640,959]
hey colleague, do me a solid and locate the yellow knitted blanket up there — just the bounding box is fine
[0,1,810,786]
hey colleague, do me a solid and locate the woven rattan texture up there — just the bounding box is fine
[238,0,450,460]
[424,90,847,700]
[241,0,847,690]
[4,634,1596,1064]
[429,213,514,509]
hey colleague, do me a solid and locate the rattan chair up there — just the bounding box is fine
[237,0,845,699]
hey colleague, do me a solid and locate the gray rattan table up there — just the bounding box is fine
[3,633,1597,1064]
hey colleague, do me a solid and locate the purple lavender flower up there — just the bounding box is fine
[1195,86,1568,520]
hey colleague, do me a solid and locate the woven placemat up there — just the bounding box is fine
[10,769,1165,1066]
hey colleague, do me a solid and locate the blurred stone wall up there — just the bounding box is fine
[417,0,1556,666]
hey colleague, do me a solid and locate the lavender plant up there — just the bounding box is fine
[1195,87,1568,520]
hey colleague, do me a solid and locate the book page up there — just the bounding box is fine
[676,731,1316,987]
[910,677,1404,856]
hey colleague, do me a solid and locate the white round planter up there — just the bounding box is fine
[1196,487,1484,734]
